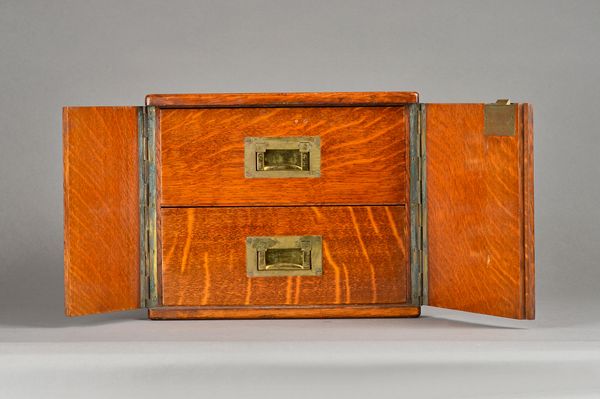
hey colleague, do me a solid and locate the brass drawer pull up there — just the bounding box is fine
[246,236,323,277]
[244,137,321,178]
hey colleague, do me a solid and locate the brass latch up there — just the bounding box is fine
[484,99,516,136]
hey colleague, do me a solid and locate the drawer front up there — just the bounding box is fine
[160,206,409,307]
[159,106,408,206]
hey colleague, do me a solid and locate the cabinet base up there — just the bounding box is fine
[148,305,421,320]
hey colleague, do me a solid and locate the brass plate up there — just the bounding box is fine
[244,137,321,178]
[246,236,323,277]
[484,100,516,136]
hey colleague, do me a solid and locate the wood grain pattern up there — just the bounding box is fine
[155,108,164,302]
[63,107,140,316]
[159,107,408,206]
[522,104,535,319]
[160,206,409,307]
[148,305,420,319]
[426,103,535,319]
[146,91,419,107]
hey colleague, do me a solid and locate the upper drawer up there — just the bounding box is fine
[159,106,408,206]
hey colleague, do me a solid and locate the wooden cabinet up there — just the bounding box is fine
[63,92,534,320]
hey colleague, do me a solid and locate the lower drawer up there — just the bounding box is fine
[160,206,409,307]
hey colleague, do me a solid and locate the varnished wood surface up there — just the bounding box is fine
[522,104,535,319]
[146,91,419,107]
[148,305,420,319]
[159,107,408,206]
[155,108,164,301]
[160,206,409,307]
[63,107,140,316]
[426,103,534,319]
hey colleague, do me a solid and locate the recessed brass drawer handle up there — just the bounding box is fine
[244,137,321,178]
[246,236,323,277]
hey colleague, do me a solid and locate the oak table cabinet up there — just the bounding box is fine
[63,92,534,320]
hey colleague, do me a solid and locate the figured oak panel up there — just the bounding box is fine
[161,206,409,307]
[159,107,408,206]
[63,107,140,316]
[426,103,534,319]
[146,91,419,107]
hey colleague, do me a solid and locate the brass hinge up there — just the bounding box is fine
[139,106,158,308]
[409,104,428,306]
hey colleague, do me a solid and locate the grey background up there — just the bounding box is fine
[1,0,599,398]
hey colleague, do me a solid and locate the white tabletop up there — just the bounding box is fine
[2,300,599,399]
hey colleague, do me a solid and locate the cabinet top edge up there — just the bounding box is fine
[145,91,420,107]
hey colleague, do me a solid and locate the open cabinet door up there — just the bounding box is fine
[425,103,534,319]
[64,107,141,316]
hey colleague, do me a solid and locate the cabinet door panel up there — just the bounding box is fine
[63,106,140,316]
[426,103,534,319]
